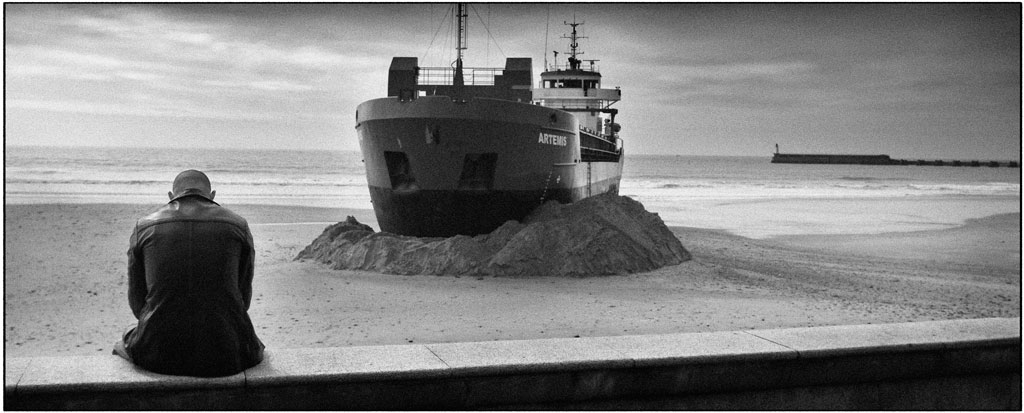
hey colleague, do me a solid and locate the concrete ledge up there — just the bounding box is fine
[5,317,1020,410]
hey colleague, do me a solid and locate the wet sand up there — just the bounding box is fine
[3,203,1019,357]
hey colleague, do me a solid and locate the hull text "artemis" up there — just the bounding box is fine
[538,133,567,146]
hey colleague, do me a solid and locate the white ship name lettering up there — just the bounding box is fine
[538,133,567,147]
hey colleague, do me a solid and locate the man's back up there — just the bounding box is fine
[125,195,263,377]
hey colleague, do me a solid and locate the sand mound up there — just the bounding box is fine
[295,193,691,277]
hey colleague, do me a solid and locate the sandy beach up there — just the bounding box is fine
[3,202,1020,358]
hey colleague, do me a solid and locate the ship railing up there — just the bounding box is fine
[534,101,617,111]
[545,62,600,72]
[533,88,621,102]
[580,129,619,154]
[580,147,620,162]
[418,66,503,86]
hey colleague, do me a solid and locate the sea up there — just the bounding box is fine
[4,146,1020,238]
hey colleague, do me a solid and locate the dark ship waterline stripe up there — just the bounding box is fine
[368,175,621,237]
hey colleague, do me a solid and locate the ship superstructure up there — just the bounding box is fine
[355,5,624,237]
[534,19,622,163]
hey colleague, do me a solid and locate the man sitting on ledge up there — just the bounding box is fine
[113,170,264,377]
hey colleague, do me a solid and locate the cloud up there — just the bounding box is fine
[247,80,315,92]
[622,60,823,112]
[4,6,386,126]
[163,30,215,46]
[7,97,283,121]
[115,71,164,82]
[5,62,112,81]
[3,3,1018,156]
[6,46,127,71]
[665,61,816,83]
[52,50,130,68]
[8,98,174,117]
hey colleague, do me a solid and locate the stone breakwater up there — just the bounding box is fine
[295,194,691,277]
[771,153,1021,167]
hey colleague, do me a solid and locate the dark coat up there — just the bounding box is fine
[125,194,264,377]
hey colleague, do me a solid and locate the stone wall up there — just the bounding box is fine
[5,318,1020,410]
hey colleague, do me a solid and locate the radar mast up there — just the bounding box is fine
[454,3,468,87]
[562,18,585,71]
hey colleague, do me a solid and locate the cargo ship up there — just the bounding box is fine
[355,5,624,237]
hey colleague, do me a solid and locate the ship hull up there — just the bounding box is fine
[356,96,622,237]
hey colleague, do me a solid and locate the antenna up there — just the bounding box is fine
[543,5,550,70]
[561,17,585,70]
[453,3,467,88]
[456,3,468,62]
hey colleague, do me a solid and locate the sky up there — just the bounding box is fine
[4,3,1021,158]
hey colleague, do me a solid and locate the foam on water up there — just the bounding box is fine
[5,147,1020,237]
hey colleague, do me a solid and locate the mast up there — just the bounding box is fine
[454,3,467,87]
[562,18,585,71]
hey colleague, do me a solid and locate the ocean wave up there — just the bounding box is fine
[3,192,371,209]
[905,182,1020,194]
[6,148,1019,208]
[621,179,1019,200]
[838,176,909,182]
[4,178,167,185]
[3,178,361,188]
[628,180,716,189]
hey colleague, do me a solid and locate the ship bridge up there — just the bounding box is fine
[533,64,621,111]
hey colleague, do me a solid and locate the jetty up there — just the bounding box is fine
[771,146,1019,167]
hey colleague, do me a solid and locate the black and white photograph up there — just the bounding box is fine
[4,2,1020,409]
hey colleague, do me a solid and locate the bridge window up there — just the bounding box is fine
[545,79,589,88]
